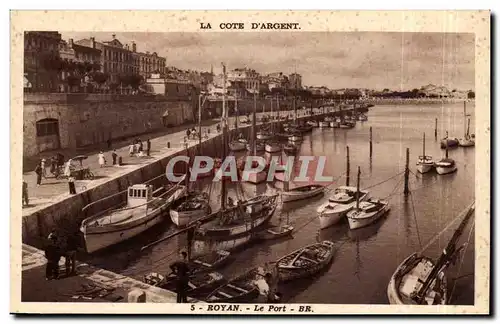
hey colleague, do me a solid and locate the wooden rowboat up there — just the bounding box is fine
[144,271,225,298]
[258,224,294,241]
[205,267,264,303]
[281,184,325,203]
[189,250,232,274]
[276,240,335,282]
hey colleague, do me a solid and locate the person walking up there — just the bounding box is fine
[34,162,42,186]
[22,179,29,206]
[186,129,191,139]
[50,156,57,177]
[98,151,106,168]
[64,159,73,177]
[138,140,143,153]
[68,176,76,195]
[146,139,151,156]
[45,231,61,280]
[170,250,190,303]
[112,150,118,165]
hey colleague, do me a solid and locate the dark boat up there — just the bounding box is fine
[276,240,335,282]
[189,250,232,274]
[258,224,294,241]
[144,271,225,297]
[283,143,298,154]
[205,267,264,303]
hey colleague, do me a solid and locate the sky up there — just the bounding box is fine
[61,31,475,91]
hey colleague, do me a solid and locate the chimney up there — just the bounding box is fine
[132,41,136,53]
[112,34,116,39]
[125,44,129,51]
[90,37,95,49]
[68,38,74,48]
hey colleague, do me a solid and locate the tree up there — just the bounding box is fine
[129,75,143,90]
[467,91,475,99]
[66,75,81,92]
[90,71,108,87]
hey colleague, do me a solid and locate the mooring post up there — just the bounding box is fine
[404,147,410,196]
[369,126,373,158]
[434,118,438,140]
[346,146,350,186]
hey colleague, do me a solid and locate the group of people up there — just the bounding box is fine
[128,138,151,157]
[44,229,79,280]
[185,127,199,140]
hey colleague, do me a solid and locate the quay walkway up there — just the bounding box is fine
[21,107,326,218]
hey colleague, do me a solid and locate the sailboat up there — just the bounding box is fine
[435,146,457,175]
[346,167,390,230]
[317,186,370,229]
[458,101,475,147]
[387,202,475,305]
[229,94,247,152]
[193,63,279,252]
[257,101,273,140]
[416,133,435,174]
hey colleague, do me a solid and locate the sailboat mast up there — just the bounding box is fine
[356,166,361,209]
[252,90,257,156]
[467,119,471,137]
[423,133,426,157]
[416,202,475,303]
[235,93,239,131]
[445,145,449,159]
[221,62,227,210]
[198,94,203,146]
[463,101,467,138]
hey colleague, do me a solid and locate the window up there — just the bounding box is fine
[36,118,59,137]
[129,188,133,197]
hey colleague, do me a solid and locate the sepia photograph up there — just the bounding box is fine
[10,10,490,315]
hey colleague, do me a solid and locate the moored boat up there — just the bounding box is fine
[276,240,335,282]
[281,184,325,203]
[288,134,303,143]
[307,120,319,127]
[435,147,457,175]
[169,192,211,227]
[265,142,282,153]
[247,142,265,152]
[256,131,273,141]
[189,250,232,274]
[80,179,187,253]
[258,224,294,241]
[440,131,459,149]
[416,133,435,174]
[346,198,390,230]
[205,267,264,303]
[330,121,340,128]
[144,271,225,298]
[319,121,330,128]
[387,202,475,305]
[283,143,298,155]
[317,186,370,229]
[229,140,246,152]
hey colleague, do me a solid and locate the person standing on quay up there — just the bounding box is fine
[41,158,47,179]
[138,140,143,153]
[112,150,118,165]
[34,162,42,186]
[146,139,151,156]
[64,231,79,275]
[68,176,76,195]
[22,179,29,206]
[170,250,190,303]
[129,143,135,157]
[45,231,60,280]
[98,151,106,168]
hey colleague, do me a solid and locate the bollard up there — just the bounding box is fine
[118,156,122,166]
[167,142,170,148]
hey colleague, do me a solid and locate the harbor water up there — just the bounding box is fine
[80,102,475,305]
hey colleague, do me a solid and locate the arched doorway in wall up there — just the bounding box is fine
[36,118,60,152]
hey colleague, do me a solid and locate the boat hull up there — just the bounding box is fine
[458,139,475,147]
[230,141,246,152]
[318,205,351,229]
[83,208,165,253]
[170,207,210,227]
[256,134,272,141]
[416,163,434,174]
[282,186,324,203]
[435,165,457,175]
[265,144,281,153]
[347,204,390,230]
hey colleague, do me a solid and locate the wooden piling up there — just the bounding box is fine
[346,146,350,186]
[404,148,410,196]
[434,118,438,139]
[369,126,373,158]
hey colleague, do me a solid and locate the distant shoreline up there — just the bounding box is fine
[363,98,474,105]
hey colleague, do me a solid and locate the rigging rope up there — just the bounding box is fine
[409,191,423,250]
[448,222,475,304]
[361,171,405,191]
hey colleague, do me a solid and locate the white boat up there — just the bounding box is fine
[324,116,334,122]
[307,120,319,127]
[435,146,457,175]
[416,133,434,174]
[319,121,329,128]
[80,181,187,253]
[265,142,281,153]
[346,198,390,230]
[229,140,246,152]
[387,202,474,305]
[238,138,248,144]
[169,192,211,227]
[282,184,325,203]
[317,186,370,229]
[330,121,340,128]
[339,121,354,129]
[256,131,272,140]
[288,134,302,143]
[458,101,475,147]
[358,114,368,121]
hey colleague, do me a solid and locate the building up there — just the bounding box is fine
[131,44,166,79]
[420,84,451,98]
[58,38,102,92]
[24,31,62,92]
[263,72,288,91]
[227,68,260,95]
[288,73,302,89]
[76,35,135,84]
[145,73,194,98]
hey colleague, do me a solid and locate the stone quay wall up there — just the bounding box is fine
[23,93,196,159]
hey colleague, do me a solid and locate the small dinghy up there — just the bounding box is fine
[283,143,298,155]
[170,192,211,227]
[189,250,232,274]
[265,142,282,153]
[205,267,264,303]
[144,271,225,297]
[258,224,294,241]
[347,198,390,230]
[229,140,246,152]
[281,184,325,203]
[276,240,335,282]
